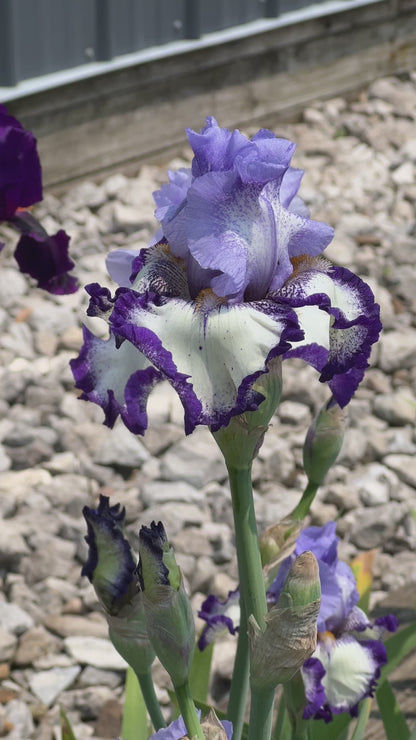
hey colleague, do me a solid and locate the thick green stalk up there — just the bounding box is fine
[290,482,318,521]
[136,671,166,731]
[228,464,275,740]
[227,598,250,740]
[175,681,204,740]
[283,675,308,740]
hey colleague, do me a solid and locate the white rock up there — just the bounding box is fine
[159,428,226,488]
[384,454,416,488]
[373,391,416,425]
[4,699,34,739]
[94,421,149,468]
[0,625,17,661]
[0,602,34,635]
[140,480,203,507]
[378,329,416,373]
[29,665,81,707]
[391,161,414,186]
[64,636,127,670]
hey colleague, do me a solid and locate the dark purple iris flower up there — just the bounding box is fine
[71,117,381,435]
[0,104,42,220]
[0,104,77,293]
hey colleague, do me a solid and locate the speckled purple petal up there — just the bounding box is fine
[164,171,333,302]
[280,261,381,407]
[109,288,302,434]
[85,283,115,318]
[70,326,162,434]
[302,657,328,720]
[306,635,388,719]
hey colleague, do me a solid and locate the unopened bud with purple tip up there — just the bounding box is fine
[82,495,155,675]
[138,521,195,688]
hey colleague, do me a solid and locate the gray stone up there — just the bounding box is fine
[131,501,210,541]
[391,161,415,186]
[349,463,399,506]
[384,454,416,489]
[378,329,416,373]
[159,428,226,488]
[140,479,204,507]
[14,625,60,666]
[94,422,149,468]
[0,519,30,569]
[0,602,34,635]
[278,401,311,426]
[64,636,127,670]
[0,625,17,662]
[336,427,369,468]
[373,391,416,426]
[29,665,81,707]
[4,699,34,739]
[0,269,27,303]
[346,503,408,549]
[78,665,122,689]
[111,202,152,234]
[43,613,108,639]
[0,445,11,472]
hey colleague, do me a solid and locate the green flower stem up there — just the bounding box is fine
[228,464,275,740]
[283,674,308,740]
[250,685,276,740]
[227,598,249,740]
[175,681,204,740]
[290,481,318,521]
[136,671,166,731]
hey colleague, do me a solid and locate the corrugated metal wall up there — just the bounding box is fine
[0,0,329,87]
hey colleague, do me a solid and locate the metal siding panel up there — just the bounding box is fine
[0,0,18,86]
[155,0,188,44]
[105,0,150,57]
[278,0,329,10]
[11,0,96,82]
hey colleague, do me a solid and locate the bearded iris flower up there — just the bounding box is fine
[0,104,77,293]
[71,117,381,435]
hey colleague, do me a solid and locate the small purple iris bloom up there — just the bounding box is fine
[149,712,233,739]
[199,522,397,722]
[0,104,77,293]
[71,117,381,434]
[198,589,240,650]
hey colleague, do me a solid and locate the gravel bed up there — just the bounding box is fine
[1,73,416,739]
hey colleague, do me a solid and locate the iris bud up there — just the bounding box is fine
[259,517,301,588]
[138,521,195,687]
[249,551,321,689]
[82,496,155,674]
[303,396,346,487]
